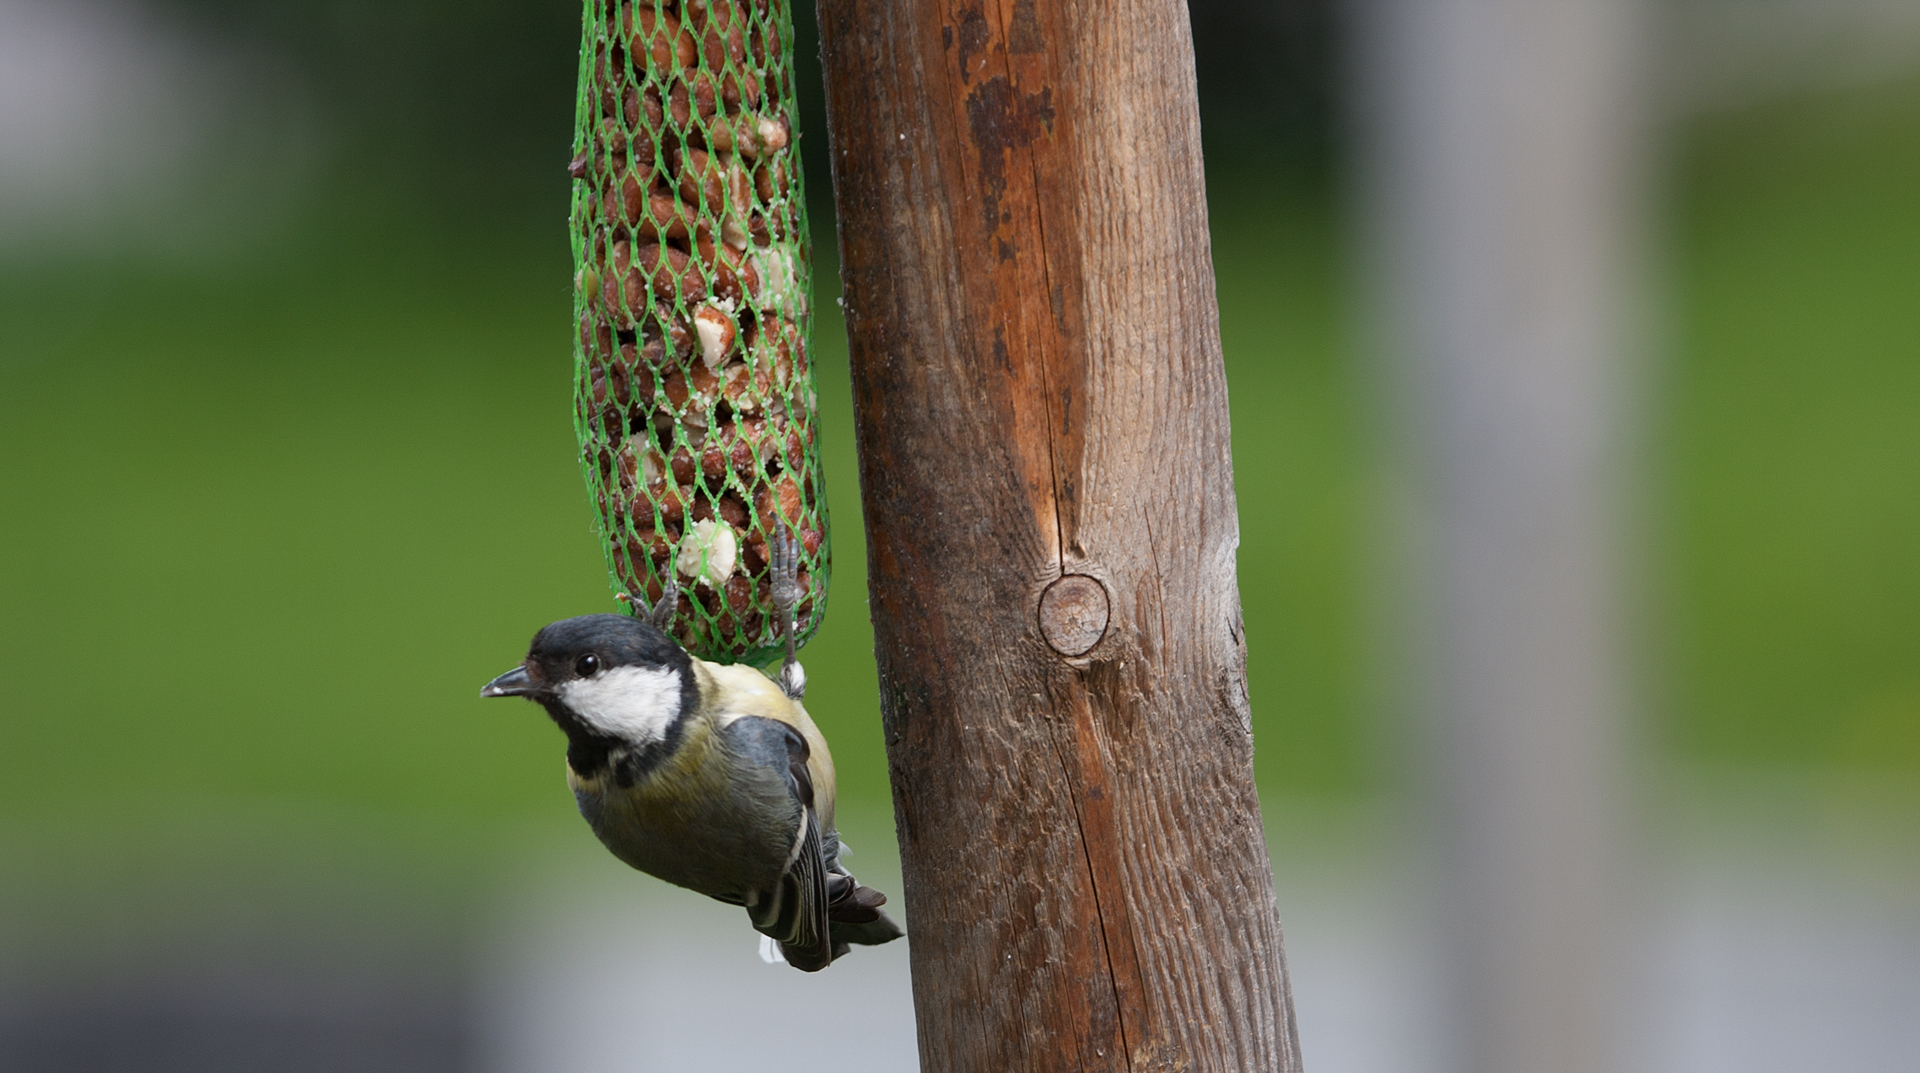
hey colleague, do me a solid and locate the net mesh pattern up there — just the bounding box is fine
[570,0,826,665]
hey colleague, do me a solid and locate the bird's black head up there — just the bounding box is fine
[481,614,700,768]
[521,613,688,689]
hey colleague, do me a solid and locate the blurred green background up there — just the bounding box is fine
[1,0,1916,906]
[1665,79,1920,781]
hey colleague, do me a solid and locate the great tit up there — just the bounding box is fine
[481,531,902,971]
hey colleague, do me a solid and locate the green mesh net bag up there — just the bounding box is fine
[569,0,825,664]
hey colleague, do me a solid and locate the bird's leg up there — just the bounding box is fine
[615,574,681,633]
[650,573,680,632]
[771,527,806,699]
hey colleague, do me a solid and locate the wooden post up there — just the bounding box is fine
[815,1,1300,1070]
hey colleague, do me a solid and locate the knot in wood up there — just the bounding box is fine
[1038,574,1109,657]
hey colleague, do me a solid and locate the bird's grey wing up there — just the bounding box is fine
[729,716,836,971]
[763,809,836,970]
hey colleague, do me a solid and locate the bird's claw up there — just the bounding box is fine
[769,527,805,699]
[649,574,680,631]
[769,527,800,615]
[617,576,681,633]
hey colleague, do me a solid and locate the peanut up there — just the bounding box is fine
[623,7,696,73]
[674,148,752,215]
[692,304,738,368]
[633,242,703,304]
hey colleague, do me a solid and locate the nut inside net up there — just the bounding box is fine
[570,0,827,665]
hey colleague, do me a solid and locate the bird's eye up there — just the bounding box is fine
[575,654,600,677]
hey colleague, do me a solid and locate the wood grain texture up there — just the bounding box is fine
[816,0,1300,1068]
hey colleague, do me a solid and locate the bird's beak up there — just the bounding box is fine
[481,664,538,698]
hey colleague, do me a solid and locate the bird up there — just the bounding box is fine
[480,529,902,971]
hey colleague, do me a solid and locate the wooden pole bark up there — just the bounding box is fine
[815,1,1300,1070]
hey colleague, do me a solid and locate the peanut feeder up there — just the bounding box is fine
[570,0,826,664]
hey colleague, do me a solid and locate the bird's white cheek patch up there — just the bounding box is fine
[561,666,683,743]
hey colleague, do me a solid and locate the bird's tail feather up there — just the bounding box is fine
[825,873,904,947]
[832,910,903,947]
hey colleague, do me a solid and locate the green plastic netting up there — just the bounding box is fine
[569,0,825,665]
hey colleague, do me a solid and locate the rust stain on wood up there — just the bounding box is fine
[1007,0,1044,53]
[964,76,1055,238]
[953,4,991,83]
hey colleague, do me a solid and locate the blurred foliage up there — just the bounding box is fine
[1189,0,1340,172]
[1213,169,1366,798]
[1666,75,1920,777]
[151,0,586,226]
